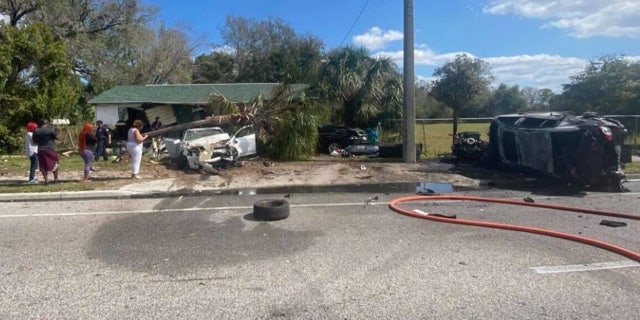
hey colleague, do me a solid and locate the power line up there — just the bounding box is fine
[338,0,373,47]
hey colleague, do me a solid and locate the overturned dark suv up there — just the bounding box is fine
[489,112,627,188]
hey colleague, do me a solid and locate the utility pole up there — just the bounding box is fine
[403,0,417,163]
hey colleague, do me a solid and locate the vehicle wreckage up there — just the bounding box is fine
[148,122,257,171]
[451,112,628,189]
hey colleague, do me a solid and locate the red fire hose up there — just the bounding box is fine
[388,195,640,262]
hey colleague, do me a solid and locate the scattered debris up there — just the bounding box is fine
[363,195,379,207]
[431,213,457,219]
[599,220,627,228]
[411,209,429,215]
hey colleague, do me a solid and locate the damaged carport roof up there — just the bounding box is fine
[88,83,309,105]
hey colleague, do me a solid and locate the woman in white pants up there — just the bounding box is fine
[126,119,148,179]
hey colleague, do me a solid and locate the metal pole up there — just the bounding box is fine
[403,0,416,162]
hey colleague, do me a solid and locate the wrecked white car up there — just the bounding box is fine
[163,127,230,167]
[182,125,257,170]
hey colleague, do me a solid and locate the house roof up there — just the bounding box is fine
[88,83,308,105]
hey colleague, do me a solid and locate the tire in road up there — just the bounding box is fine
[253,199,290,220]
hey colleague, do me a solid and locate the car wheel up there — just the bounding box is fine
[253,199,290,221]
[327,142,340,154]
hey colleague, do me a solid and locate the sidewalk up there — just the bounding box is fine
[0,170,483,202]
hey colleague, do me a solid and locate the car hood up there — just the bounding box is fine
[185,133,231,148]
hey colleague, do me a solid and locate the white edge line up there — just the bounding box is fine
[0,201,390,218]
[531,261,640,274]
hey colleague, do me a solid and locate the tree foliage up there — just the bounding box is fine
[552,55,640,115]
[430,54,492,136]
[314,46,403,129]
[0,0,197,93]
[217,16,324,83]
[483,84,527,115]
[521,87,554,112]
[192,51,235,84]
[415,84,449,118]
[0,22,81,153]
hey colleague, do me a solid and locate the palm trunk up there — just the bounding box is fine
[146,114,235,138]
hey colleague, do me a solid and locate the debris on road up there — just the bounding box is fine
[599,220,627,228]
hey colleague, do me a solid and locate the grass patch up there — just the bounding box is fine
[0,152,140,193]
[411,122,491,160]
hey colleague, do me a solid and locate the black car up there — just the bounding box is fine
[489,111,627,188]
[318,124,369,154]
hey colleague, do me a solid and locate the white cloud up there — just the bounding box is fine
[483,0,640,38]
[352,27,403,50]
[374,47,590,91]
[212,45,236,55]
[485,54,586,90]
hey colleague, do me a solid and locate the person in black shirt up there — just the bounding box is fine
[94,120,111,161]
[150,117,163,131]
[32,121,59,184]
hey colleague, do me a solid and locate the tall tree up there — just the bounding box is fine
[0,0,191,92]
[415,84,447,118]
[192,51,235,84]
[554,55,640,115]
[315,46,403,129]
[130,25,194,84]
[219,16,324,83]
[484,84,527,115]
[430,54,492,138]
[521,87,555,111]
[0,23,81,153]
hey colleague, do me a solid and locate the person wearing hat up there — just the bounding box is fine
[24,122,39,183]
[94,120,111,161]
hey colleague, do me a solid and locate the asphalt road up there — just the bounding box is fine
[1,182,639,319]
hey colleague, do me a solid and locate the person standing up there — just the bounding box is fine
[126,119,148,179]
[150,116,163,131]
[24,122,39,184]
[78,123,97,182]
[94,120,111,161]
[150,116,164,158]
[32,121,60,185]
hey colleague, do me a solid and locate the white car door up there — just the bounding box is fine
[230,126,257,157]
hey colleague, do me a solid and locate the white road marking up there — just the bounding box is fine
[0,202,389,218]
[531,261,640,274]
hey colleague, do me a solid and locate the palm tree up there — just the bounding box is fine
[147,84,320,160]
[315,46,403,129]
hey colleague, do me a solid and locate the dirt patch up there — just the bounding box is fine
[1,154,484,192]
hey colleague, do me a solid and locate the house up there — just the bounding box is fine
[88,83,307,139]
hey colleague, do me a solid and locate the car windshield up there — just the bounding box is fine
[184,128,224,141]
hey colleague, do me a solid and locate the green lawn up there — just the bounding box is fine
[412,122,491,159]
[408,122,639,173]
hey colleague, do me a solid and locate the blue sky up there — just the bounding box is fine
[145,0,640,92]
